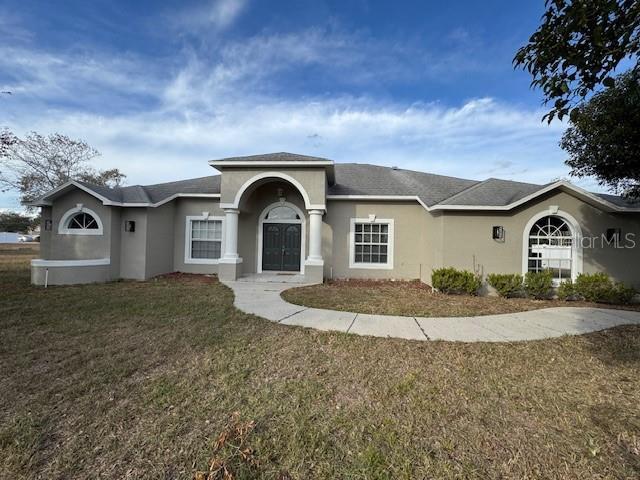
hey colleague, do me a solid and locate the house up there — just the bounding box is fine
[30,152,640,288]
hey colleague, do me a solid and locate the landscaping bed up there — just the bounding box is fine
[3,251,640,479]
[282,279,640,317]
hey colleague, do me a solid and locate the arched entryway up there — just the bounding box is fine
[257,202,306,273]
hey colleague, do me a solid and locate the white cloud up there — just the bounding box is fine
[172,0,248,31]
[0,22,585,209]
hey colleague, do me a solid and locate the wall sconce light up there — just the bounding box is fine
[44,219,52,231]
[492,226,505,241]
[125,221,136,232]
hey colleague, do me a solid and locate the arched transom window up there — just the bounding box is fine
[67,212,99,230]
[59,207,104,235]
[527,215,574,283]
[265,205,300,220]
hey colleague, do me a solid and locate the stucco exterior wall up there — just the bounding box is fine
[39,206,53,260]
[324,200,431,281]
[46,189,113,261]
[173,198,225,274]
[120,209,148,280]
[439,191,640,287]
[145,203,176,278]
[219,167,327,208]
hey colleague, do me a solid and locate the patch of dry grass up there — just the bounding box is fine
[2,251,640,479]
[282,279,640,317]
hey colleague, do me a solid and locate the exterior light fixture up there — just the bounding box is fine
[492,226,505,241]
[125,221,136,232]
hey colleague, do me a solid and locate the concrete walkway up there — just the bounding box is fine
[222,279,640,342]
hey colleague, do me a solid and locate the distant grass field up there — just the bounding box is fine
[2,248,640,479]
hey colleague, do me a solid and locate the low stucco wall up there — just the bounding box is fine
[31,263,112,285]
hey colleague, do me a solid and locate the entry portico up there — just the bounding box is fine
[212,156,332,283]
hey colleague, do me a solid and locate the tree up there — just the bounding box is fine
[0,211,38,233]
[561,71,640,198]
[514,0,640,122]
[0,131,126,207]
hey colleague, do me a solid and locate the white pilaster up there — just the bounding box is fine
[220,208,242,263]
[306,209,324,266]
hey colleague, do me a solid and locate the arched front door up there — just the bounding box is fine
[260,204,303,272]
[262,223,302,271]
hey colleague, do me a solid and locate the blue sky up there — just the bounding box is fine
[1,0,593,210]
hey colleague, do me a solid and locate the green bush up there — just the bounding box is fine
[431,267,481,296]
[524,270,554,299]
[574,273,636,304]
[557,280,576,300]
[487,273,523,298]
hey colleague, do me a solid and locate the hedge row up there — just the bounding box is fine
[432,267,636,304]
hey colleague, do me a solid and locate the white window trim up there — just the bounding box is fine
[184,214,225,265]
[58,206,104,235]
[522,209,583,283]
[257,201,306,274]
[349,217,394,270]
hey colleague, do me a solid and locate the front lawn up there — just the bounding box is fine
[2,249,640,479]
[282,279,640,317]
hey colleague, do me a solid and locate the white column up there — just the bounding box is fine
[306,209,324,265]
[221,208,241,262]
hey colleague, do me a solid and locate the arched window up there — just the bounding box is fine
[527,215,574,283]
[59,207,104,235]
[67,212,99,230]
[265,205,300,220]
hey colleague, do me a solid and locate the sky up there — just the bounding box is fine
[0,0,599,210]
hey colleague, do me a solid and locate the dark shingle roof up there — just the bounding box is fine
[41,158,639,211]
[328,164,478,207]
[75,176,221,205]
[437,178,548,207]
[214,152,331,163]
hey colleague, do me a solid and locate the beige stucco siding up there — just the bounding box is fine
[439,191,640,287]
[220,167,327,208]
[324,200,431,281]
[173,198,225,274]
[145,203,175,278]
[120,209,148,280]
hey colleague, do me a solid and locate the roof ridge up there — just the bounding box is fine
[429,178,487,205]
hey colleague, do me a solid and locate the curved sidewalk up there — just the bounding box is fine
[221,280,640,342]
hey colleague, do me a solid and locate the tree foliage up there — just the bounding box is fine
[0,211,39,233]
[561,71,640,198]
[0,131,126,207]
[514,0,640,122]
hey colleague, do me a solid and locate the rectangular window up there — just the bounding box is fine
[185,216,224,264]
[349,218,394,269]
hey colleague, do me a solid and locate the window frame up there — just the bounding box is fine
[522,209,583,284]
[58,206,104,236]
[349,217,394,270]
[184,215,225,265]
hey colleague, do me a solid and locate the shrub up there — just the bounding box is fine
[557,280,576,300]
[431,267,481,295]
[524,270,554,299]
[574,273,636,304]
[487,273,523,298]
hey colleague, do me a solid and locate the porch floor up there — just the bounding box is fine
[235,272,309,284]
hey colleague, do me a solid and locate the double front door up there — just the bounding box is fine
[262,223,301,271]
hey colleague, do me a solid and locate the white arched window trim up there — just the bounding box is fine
[257,201,306,274]
[522,208,583,282]
[58,205,104,235]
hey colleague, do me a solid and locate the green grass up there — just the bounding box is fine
[2,247,640,479]
[282,279,640,317]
